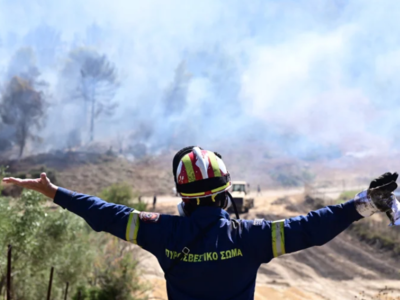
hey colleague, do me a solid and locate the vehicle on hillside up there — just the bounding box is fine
[228,181,254,213]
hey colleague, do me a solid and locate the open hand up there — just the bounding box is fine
[2,172,58,199]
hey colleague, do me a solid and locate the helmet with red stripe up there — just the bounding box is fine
[173,146,231,199]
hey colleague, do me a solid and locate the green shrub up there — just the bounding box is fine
[0,165,8,178]
[348,220,400,256]
[0,190,148,299]
[13,172,27,179]
[0,166,9,194]
[269,165,315,187]
[307,194,400,258]
[337,190,358,203]
[73,252,147,300]
[133,201,147,212]
[270,172,301,187]
[301,169,316,183]
[99,183,138,206]
[29,166,58,184]
[0,190,93,298]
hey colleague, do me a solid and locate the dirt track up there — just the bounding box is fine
[137,192,400,300]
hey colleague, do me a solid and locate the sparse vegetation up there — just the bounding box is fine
[327,192,400,257]
[133,201,148,212]
[72,238,148,300]
[29,166,58,184]
[0,166,8,193]
[99,183,136,206]
[98,183,147,211]
[334,192,400,257]
[305,193,400,261]
[269,164,315,187]
[337,190,358,203]
[303,195,325,210]
[348,219,400,257]
[0,189,147,299]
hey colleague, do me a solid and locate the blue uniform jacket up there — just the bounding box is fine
[54,187,363,300]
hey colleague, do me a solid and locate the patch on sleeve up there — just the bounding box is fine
[139,212,160,223]
[253,218,263,226]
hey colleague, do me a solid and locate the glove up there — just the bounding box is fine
[354,172,398,218]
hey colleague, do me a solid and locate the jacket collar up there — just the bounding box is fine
[189,206,230,225]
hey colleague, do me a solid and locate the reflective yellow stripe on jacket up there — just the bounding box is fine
[271,220,286,257]
[126,210,140,244]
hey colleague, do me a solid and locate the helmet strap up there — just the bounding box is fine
[177,192,239,219]
[226,192,240,219]
[177,202,189,217]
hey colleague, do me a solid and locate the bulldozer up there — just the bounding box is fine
[228,181,254,213]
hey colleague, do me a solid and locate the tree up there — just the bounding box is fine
[66,128,82,150]
[158,61,191,148]
[0,189,148,300]
[0,76,46,158]
[0,124,14,154]
[0,190,95,299]
[163,61,191,116]
[62,48,119,142]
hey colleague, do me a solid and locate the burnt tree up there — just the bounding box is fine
[0,77,46,158]
[64,48,119,142]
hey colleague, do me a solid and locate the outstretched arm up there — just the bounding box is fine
[249,200,363,262]
[2,172,58,199]
[54,187,133,240]
[2,173,176,253]
[280,200,362,255]
[2,173,134,241]
[246,172,398,263]
[274,172,398,258]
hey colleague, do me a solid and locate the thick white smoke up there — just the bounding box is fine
[0,0,399,159]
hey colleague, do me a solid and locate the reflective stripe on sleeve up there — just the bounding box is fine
[125,210,140,244]
[271,219,286,257]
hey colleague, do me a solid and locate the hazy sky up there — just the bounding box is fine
[1,0,400,158]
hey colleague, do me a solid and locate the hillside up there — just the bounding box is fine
[2,151,400,299]
[1,151,174,196]
[3,147,395,196]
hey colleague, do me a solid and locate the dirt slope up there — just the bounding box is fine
[136,192,400,300]
[1,151,174,195]
[3,152,400,299]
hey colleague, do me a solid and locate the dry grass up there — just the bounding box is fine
[1,151,174,196]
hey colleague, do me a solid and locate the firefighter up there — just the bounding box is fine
[2,146,398,300]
